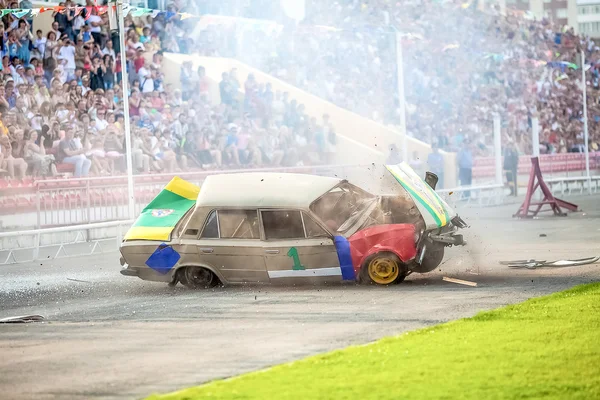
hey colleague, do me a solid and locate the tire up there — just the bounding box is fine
[412,245,445,273]
[181,266,219,289]
[361,252,407,285]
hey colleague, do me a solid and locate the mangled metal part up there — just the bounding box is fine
[0,315,45,323]
[501,256,600,269]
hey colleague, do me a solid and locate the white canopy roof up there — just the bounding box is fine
[196,172,342,209]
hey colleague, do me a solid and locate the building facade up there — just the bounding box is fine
[577,0,600,37]
[496,0,578,31]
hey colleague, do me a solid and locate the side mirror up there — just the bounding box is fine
[424,172,438,190]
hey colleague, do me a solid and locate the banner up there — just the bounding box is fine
[124,177,200,241]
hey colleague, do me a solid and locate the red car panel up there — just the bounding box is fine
[347,224,418,276]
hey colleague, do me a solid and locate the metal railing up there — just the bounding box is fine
[547,175,600,195]
[0,181,506,265]
[0,220,133,265]
[438,183,506,206]
[2,164,363,230]
[473,152,600,180]
[2,175,598,265]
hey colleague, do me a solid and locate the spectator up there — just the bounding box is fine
[58,126,91,177]
[504,140,519,196]
[427,143,445,189]
[23,129,56,177]
[0,133,27,179]
[457,140,473,198]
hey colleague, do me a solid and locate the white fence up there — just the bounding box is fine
[546,175,600,195]
[0,220,133,265]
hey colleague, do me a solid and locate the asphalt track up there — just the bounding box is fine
[1,194,600,400]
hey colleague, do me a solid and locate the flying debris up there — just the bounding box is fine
[500,256,599,269]
[0,315,45,323]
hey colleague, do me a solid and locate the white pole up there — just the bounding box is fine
[396,31,408,163]
[493,114,502,185]
[581,50,591,193]
[532,117,540,158]
[531,117,540,200]
[117,0,136,219]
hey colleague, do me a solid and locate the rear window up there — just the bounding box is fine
[218,210,260,239]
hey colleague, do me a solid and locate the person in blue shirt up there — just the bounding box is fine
[503,141,519,196]
[457,140,473,198]
[427,143,445,189]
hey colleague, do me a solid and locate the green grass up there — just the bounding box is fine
[146,283,600,400]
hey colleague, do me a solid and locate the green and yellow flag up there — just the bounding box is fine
[124,177,200,241]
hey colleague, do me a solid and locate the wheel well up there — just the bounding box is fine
[174,265,223,285]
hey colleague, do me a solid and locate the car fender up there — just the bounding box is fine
[347,224,418,275]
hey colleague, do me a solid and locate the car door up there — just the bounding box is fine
[192,209,268,283]
[260,209,342,283]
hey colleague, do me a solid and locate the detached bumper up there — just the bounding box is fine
[119,264,173,283]
[430,233,464,246]
[120,264,139,277]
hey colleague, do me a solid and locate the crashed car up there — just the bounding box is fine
[119,163,466,288]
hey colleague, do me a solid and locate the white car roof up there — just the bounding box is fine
[196,172,342,209]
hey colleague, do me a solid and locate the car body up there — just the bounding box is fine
[119,163,466,288]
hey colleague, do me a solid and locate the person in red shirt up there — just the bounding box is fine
[134,49,145,74]
[197,65,209,96]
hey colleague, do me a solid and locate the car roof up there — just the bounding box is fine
[196,172,343,209]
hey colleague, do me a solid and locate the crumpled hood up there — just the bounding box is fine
[385,163,457,230]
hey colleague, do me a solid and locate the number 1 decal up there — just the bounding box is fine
[287,247,305,270]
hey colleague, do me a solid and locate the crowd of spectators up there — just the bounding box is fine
[2,0,600,182]
[185,0,600,157]
[0,0,337,180]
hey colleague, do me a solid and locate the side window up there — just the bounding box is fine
[200,210,219,238]
[218,210,260,239]
[302,213,330,238]
[262,210,305,240]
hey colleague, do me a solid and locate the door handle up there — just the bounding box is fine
[200,248,214,253]
[265,249,280,254]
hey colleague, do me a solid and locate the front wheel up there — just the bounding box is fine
[180,266,219,289]
[361,252,407,285]
[412,245,445,273]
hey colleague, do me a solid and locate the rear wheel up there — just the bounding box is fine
[181,266,219,289]
[362,253,406,285]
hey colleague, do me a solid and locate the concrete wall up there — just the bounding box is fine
[32,2,59,37]
[161,53,458,187]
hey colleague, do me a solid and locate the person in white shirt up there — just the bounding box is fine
[58,36,76,81]
[94,108,109,131]
[87,8,103,45]
[102,40,116,60]
[139,67,154,94]
[33,30,47,59]
[72,11,85,37]
[12,65,26,85]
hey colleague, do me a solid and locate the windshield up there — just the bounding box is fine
[310,182,376,234]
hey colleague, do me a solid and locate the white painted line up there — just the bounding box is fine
[268,267,342,278]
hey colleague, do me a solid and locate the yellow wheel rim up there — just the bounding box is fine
[368,257,399,285]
